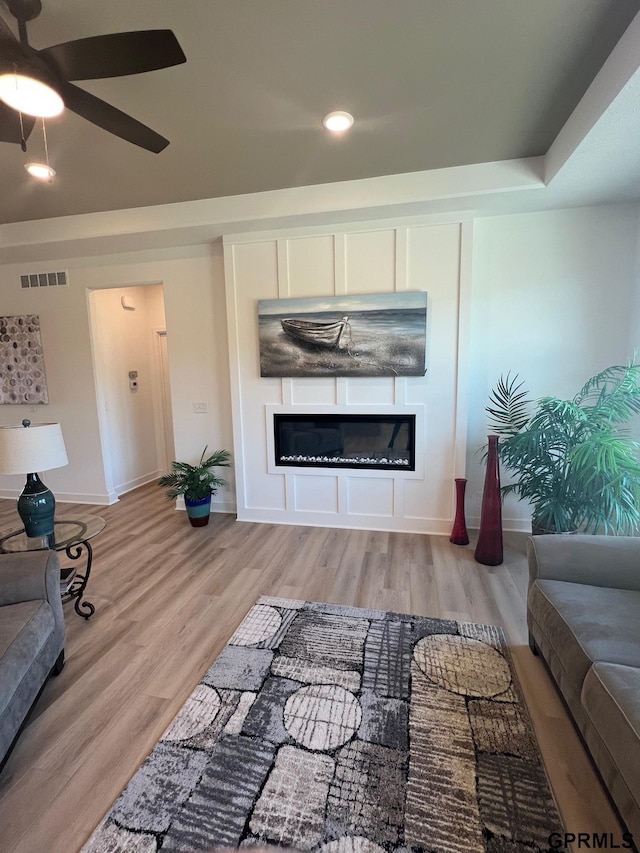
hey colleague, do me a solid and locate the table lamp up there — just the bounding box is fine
[0,419,68,540]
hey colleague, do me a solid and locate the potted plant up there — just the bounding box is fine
[158,447,231,527]
[485,361,640,534]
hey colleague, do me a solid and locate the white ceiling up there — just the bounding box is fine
[0,0,639,233]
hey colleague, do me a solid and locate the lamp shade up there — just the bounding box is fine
[0,422,68,475]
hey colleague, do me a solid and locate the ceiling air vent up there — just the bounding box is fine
[20,271,68,289]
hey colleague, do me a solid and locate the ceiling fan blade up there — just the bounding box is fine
[39,30,186,81]
[0,100,34,143]
[58,81,169,152]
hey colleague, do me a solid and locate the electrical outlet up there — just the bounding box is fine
[193,401,208,413]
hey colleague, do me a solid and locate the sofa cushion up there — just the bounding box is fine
[581,662,640,842]
[0,600,55,718]
[528,580,640,710]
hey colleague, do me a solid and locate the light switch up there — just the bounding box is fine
[193,402,208,413]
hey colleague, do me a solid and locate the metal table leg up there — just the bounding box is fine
[63,539,96,619]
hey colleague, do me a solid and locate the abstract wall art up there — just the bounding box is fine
[258,291,428,377]
[0,315,49,404]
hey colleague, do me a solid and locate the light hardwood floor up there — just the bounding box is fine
[0,483,625,851]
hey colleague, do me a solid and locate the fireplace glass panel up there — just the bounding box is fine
[274,414,416,471]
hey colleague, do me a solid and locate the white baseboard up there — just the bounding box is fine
[115,470,162,498]
[467,515,532,533]
[212,500,237,514]
[235,506,454,535]
[174,496,237,514]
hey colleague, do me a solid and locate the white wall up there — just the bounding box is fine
[466,204,640,529]
[224,204,639,534]
[0,245,235,512]
[0,268,108,503]
[224,222,467,534]
[1,203,638,533]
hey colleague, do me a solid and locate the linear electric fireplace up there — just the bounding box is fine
[273,413,416,471]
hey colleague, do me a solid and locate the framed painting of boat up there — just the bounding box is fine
[257,292,427,377]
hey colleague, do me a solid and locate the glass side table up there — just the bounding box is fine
[0,514,105,619]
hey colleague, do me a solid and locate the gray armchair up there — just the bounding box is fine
[0,550,66,770]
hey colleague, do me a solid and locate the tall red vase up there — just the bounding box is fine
[474,434,503,566]
[450,478,470,545]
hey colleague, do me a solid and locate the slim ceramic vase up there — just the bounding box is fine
[474,435,503,565]
[449,478,470,545]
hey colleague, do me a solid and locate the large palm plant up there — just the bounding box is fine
[486,361,640,534]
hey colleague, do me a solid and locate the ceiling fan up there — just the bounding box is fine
[0,0,186,152]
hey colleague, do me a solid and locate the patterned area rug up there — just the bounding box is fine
[83,597,563,852]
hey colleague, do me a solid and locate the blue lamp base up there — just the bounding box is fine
[17,472,56,541]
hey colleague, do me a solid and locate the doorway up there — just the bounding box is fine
[88,284,175,500]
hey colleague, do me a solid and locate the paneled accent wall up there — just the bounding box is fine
[224,221,469,534]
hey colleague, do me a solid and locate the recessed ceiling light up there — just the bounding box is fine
[25,162,56,180]
[322,111,354,132]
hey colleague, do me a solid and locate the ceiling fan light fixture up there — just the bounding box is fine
[0,72,64,117]
[322,111,354,133]
[25,161,55,180]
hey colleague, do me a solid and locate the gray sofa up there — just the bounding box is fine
[527,534,640,844]
[0,550,66,770]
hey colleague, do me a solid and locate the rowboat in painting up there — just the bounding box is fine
[281,316,349,348]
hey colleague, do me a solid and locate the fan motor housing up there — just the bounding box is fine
[0,41,61,93]
[7,0,42,23]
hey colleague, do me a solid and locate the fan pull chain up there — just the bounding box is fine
[41,118,54,181]
[42,118,50,166]
[8,63,28,151]
[18,111,27,152]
